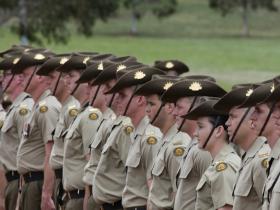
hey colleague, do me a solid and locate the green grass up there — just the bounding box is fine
[1,0,280,89]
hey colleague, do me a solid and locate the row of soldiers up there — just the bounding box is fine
[0,45,279,210]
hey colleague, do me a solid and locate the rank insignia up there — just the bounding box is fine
[147,136,157,145]
[69,108,79,117]
[262,158,269,169]
[124,126,134,135]
[174,147,184,156]
[89,112,98,120]
[216,162,227,172]
[39,105,48,113]
[19,107,28,116]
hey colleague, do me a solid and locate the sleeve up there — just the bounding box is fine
[194,149,212,178]
[80,111,102,155]
[253,158,268,200]
[211,164,236,209]
[166,148,180,191]
[142,136,161,180]
[37,105,59,144]
[116,128,132,165]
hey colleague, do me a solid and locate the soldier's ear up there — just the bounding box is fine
[214,125,224,139]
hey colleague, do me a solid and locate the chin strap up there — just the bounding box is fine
[202,116,222,149]
[178,96,198,131]
[24,66,38,92]
[52,72,62,96]
[71,83,80,96]
[123,86,138,116]
[230,107,251,143]
[151,103,164,124]
[90,85,101,106]
[258,101,277,136]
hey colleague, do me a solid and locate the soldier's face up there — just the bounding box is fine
[63,70,80,94]
[145,94,162,121]
[22,66,40,92]
[173,97,192,126]
[103,79,117,107]
[226,107,254,143]
[250,103,276,136]
[47,71,60,92]
[3,70,24,93]
[196,117,214,149]
[115,87,134,115]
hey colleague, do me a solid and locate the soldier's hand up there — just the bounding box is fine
[41,192,55,210]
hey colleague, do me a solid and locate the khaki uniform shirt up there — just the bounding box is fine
[149,124,191,209]
[92,116,133,204]
[267,139,280,175]
[17,90,61,174]
[174,139,212,210]
[83,108,116,185]
[262,138,280,210]
[63,105,102,191]
[0,104,6,129]
[49,95,80,170]
[122,116,163,208]
[233,136,270,210]
[195,144,241,210]
[262,159,280,210]
[0,92,33,172]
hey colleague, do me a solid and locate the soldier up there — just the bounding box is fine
[83,58,139,210]
[61,58,108,210]
[233,80,280,210]
[0,56,34,210]
[14,51,61,210]
[134,74,191,210]
[214,84,271,210]
[183,97,241,210]
[161,78,223,210]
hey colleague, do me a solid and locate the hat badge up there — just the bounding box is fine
[189,82,202,91]
[165,62,174,69]
[98,62,103,70]
[60,57,69,65]
[271,83,275,93]
[117,64,126,71]
[134,71,146,80]
[83,56,90,64]
[245,89,253,97]
[13,57,20,64]
[34,53,45,60]
[163,82,173,90]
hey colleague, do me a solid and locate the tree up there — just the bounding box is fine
[209,0,278,36]
[123,0,177,34]
[0,0,120,44]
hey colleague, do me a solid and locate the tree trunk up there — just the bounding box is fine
[130,0,138,35]
[130,10,138,35]
[241,0,250,37]
[18,0,28,44]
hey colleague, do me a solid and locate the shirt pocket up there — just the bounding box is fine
[126,151,141,168]
[152,158,165,176]
[196,175,207,191]
[91,135,102,149]
[179,157,194,179]
[234,178,253,197]
[54,122,64,138]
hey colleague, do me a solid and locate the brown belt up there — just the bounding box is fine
[54,168,63,179]
[23,171,44,183]
[102,200,122,210]
[5,171,20,182]
[124,206,146,210]
[67,189,85,199]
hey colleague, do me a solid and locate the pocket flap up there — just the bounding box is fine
[234,180,253,196]
[152,159,165,176]
[196,176,207,191]
[126,152,141,168]
[1,115,13,132]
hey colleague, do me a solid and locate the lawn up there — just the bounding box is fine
[0,0,280,89]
